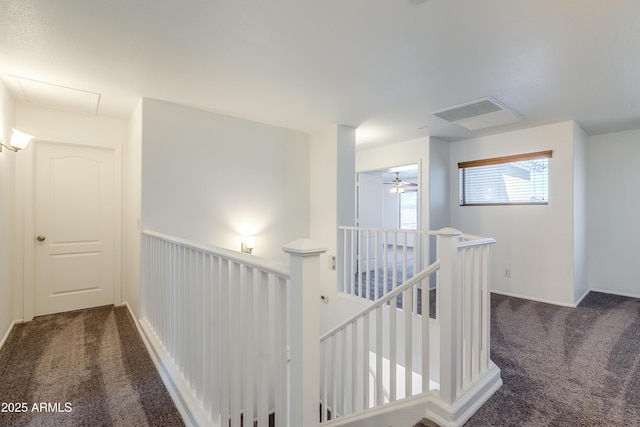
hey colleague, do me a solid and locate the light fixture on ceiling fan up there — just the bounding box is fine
[390,175,405,194]
[385,172,417,194]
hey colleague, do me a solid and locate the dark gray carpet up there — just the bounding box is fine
[414,291,640,427]
[0,305,184,427]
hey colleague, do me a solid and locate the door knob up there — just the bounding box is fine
[36,235,46,242]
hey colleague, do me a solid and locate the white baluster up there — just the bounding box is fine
[257,271,269,426]
[321,337,329,422]
[375,305,383,406]
[472,246,481,381]
[362,312,369,409]
[194,251,204,399]
[274,275,288,427]
[350,321,358,414]
[389,294,397,402]
[219,259,230,426]
[374,230,379,300]
[382,231,388,298]
[241,266,254,425]
[404,286,413,398]
[421,276,430,393]
[230,262,241,427]
[463,247,472,388]
[481,245,490,371]
[210,255,221,424]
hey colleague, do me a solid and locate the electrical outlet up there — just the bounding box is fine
[504,268,511,278]
[329,255,336,270]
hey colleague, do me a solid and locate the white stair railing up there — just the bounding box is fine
[328,227,498,425]
[140,228,498,427]
[141,230,291,427]
[338,226,434,304]
[320,261,440,421]
[440,230,496,403]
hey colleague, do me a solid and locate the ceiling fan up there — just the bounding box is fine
[384,172,418,194]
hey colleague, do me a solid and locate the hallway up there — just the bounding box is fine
[0,306,183,426]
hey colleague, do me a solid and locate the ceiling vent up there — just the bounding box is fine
[430,96,524,131]
[9,76,100,115]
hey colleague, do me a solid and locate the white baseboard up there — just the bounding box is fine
[492,289,640,309]
[322,393,440,427]
[122,302,209,427]
[573,289,590,307]
[490,290,580,308]
[0,319,21,352]
[322,363,502,427]
[589,288,640,300]
[431,362,503,427]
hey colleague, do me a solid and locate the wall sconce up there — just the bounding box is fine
[0,129,35,152]
[241,236,256,254]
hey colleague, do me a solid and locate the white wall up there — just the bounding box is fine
[0,81,16,341]
[141,98,310,262]
[356,137,430,232]
[588,129,640,298]
[429,137,451,275]
[429,137,450,231]
[572,123,589,303]
[450,121,579,306]
[123,100,143,317]
[15,105,127,149]
[309,125,356,334]
[13,104,127,321]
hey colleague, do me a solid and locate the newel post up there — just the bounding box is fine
[283,239,327,427]
[437,227,462,405]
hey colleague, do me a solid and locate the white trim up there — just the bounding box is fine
[491,289,635,309]
[321,393,437,427]
[321,363,502,427]
[589,288,640,300]
[113,145,123,307]
[143,230,289,279]
[430,362,503,427]
[122,302,209,427]
[573,288,590,307]
[22,140,35,322]
[23,141,123,321]
[0,320,20,352]
[490,290,580,308]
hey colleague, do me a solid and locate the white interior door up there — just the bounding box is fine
[35,143,116,316]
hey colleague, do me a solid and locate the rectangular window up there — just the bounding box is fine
[458,150,552,206]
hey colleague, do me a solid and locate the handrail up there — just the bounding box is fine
[142,230,292,426]
[142,229,290,279]
[339,225,437,235]
[458,237,496,248]
[460,232,494,241]
[320,259,441,342]
[338,226,492,242]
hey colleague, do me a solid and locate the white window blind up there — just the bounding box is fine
[458,151,552,206]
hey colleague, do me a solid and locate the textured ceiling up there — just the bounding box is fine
[1,0,639,147]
